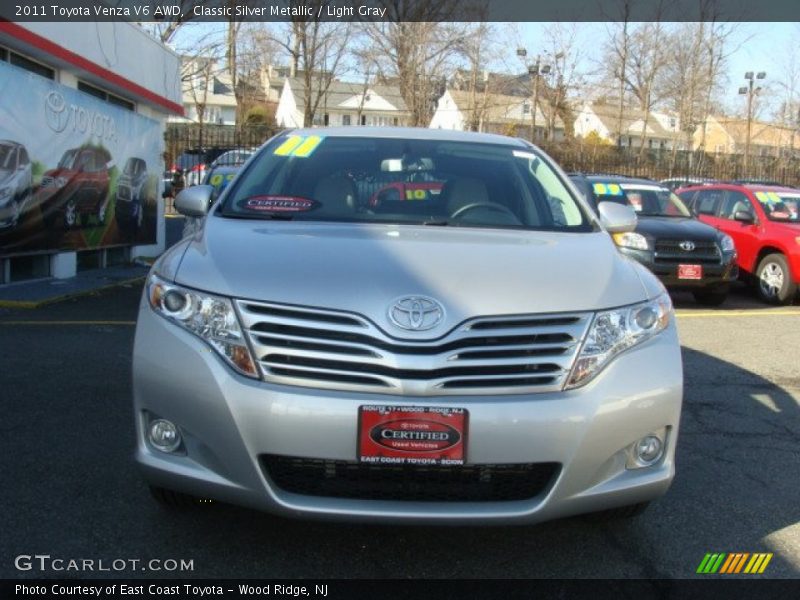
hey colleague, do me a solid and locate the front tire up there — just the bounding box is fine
[756,253,797,304]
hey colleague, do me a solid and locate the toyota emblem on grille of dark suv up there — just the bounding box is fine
[679,241,696,251]
[388,296,445,331]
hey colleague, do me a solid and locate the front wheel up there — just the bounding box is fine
[756,253,797,304]
[64,200,78,229]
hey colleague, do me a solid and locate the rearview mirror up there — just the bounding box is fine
[598,201,637,233]
[175,185,212,217]
[734,210,755,224]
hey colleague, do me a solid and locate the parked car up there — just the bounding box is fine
[210,148,257,168]
[570,175,738,306]
[135,128,683,524]
[676,183,800,304]
[40,146,112,229]
[164,147,238,195]
[660,176,716,191]
[0,140,33,229]
[116,157,148,233]
[182,164,243,239]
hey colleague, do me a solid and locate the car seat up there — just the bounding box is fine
[312,175,358,217]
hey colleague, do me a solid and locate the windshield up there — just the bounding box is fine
[591,182,691,217]
[754,190,800,222]
[0,144,14,170]
[58,150,77,170]
[220,135,591,231]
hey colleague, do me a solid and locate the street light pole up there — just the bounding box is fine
[739,71,766,173]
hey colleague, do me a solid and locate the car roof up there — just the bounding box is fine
[287,126,529,147]
[583,174,666,187]
[0,140,22,147]
[678,182,800,193]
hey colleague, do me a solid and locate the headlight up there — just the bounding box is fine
[55,176,68,188]
[612,232,649,250]
[147,274,258,378]
[566,293,673,389]
[719,234,735,253]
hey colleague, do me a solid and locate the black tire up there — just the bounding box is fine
[756,253,797,305]
[148,485,199,510]
[692,287,728,306]
[584,501,651,521]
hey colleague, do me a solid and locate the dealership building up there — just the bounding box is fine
[0,21,181,285]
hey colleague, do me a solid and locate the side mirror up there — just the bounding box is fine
[734,210,755,224]
[174,185,212,217]
[598,201,637,233]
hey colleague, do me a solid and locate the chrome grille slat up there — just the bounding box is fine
[237,299,591,396]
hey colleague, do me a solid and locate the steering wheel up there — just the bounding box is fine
[450,202,519,222]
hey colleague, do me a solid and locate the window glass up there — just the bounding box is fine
[719,191,753,220]
[694,189,724,215]
[220,136,591,232]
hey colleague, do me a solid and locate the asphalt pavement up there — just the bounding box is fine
[0,281,798,579]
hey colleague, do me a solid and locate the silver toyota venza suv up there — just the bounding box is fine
[134,128,682,524]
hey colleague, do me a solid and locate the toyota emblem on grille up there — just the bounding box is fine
[679,241,696,251]
[388,296,445,331]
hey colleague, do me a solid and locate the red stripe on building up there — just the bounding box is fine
[0,20,183,115]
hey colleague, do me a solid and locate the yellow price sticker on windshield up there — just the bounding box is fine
[767,191,781,203]
[755,191,769,203]
[607,183,622,196]
[593,183,608,195]
[273,135,324,158]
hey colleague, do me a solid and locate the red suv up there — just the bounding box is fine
[677,183,800,303]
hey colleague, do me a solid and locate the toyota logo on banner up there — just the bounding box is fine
[388,296,445,331]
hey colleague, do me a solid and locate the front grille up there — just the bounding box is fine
[262,455,559,502]
[654,240,721,265]
[236,300,591,395]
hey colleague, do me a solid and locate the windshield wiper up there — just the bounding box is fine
[422,220,449,226]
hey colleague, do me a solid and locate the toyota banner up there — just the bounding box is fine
[0,60,160,256]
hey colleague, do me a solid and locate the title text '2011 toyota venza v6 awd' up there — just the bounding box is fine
[133,128,683,524]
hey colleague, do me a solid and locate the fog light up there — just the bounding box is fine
[148,419,181,453]
[636,435,663,464]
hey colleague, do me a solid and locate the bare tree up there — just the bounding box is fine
[269,2,352,126]
[362,2,470,126]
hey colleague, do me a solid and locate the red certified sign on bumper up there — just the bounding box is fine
[678,264,703,280]
[358,406,468,466]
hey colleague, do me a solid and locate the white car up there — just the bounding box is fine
[0,140,33,228]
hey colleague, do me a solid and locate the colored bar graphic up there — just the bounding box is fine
[698,552,773,575]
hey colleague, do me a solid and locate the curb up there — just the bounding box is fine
[0,275,147,309]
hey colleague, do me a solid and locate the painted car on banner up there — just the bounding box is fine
[39,145,113,229]
[135,128,683,525]
[0,140,33,229]
[116,157,148,234]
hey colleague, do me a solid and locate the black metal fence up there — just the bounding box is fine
[163,123,279,169]
[540,143,800,187]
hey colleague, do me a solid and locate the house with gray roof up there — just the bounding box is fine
[275,77,411,128]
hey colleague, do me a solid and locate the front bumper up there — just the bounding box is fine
[619,247,738,289]
[133,300,683,524]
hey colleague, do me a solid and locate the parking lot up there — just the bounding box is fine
[1,272,798,579]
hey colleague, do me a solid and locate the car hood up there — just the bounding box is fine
[174,220,649,336]
[0,169,13,185]
[635,216,719,241]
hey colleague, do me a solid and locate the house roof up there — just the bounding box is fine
[444,89,564,129]
[582,102,680,140]
[711,117,800,149]
[284,78,409,113]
